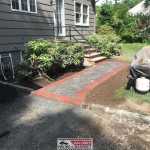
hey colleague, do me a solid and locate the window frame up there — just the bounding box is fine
[83,4,89,25]
[75,2,82,25]
[11,0,37,14]
[74,1,89,26]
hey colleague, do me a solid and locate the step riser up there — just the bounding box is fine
[85,50,98,54]
[84,54,101,59]
[83,58,95,67]
[83,56,107,67]
[90,57,107,63]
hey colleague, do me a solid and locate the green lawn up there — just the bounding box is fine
[115,87,150,103]
[119,43,149,62]
[115,43,150,104]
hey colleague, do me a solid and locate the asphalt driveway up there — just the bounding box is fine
[0,83,150,150]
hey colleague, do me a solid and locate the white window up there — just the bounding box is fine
[21,0,28,11]
[75,2,89,26]
[30,0,37,12]
[83,5,88,24]
[12,0,19,10]
[11,0,37,13]
[75,3,82,24]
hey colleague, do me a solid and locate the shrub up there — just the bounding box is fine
[59,44,84,68]
[88,34,121,57]
[25,39,56,75]
[25,39,50,57]
[22,40,84,78]
[96,25,115,35]
[96,2,146,43]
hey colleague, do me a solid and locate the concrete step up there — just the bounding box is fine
[78,39,87,43]
[83,58,95,67]
[84,52,101,58]
[85,48,98,53]
[89,56,107,63]
[82,44,91,49]
[84,56,106,67]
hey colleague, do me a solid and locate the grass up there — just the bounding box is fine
[115,87,150,103]
[119,43,149,62]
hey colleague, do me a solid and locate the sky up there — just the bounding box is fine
[96,0,122,6]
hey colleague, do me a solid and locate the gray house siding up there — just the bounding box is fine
[0,0,95,66]
[0,0,55,65]
[0,0,55,53]
[64,0,95,40]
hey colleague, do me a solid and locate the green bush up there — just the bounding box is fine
[59,44,84,68]
[96,25,115,35]
[88,34,121,57]
[25,39,50,57]
[22,40,84,78]
[25,39,55,74]
[96,1,146,43]
[46,43,84,69]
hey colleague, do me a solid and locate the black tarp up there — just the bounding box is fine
[127,46,150,89]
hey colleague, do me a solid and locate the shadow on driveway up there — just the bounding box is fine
[0,107,121,150]
[0,82,31,140]
[0,83,148,150]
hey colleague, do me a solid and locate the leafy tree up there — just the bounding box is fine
[96,0,145,42]
[144,0,150,7]
[96,4,113,26]
[123,0,143,8]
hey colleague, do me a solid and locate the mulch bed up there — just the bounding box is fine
[14,67,85,90]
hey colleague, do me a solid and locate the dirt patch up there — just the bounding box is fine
[86,64,129,106]
[120,100,150,114]
[86,62,150,115]
[88,106,150,150]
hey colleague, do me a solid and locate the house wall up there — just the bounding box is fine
[0,0,55,52]
[0,0,95,66]
[64,0,95,40]
[0,0,55,65]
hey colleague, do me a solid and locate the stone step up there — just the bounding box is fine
[85,48,98,53]
[78,39,87,43]
[82,44,91,48]
[83,58,95,67]
[84,52,101,58]
[89,56,107,63]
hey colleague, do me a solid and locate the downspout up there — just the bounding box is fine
[51,0,57,40]
[92,0,97,33]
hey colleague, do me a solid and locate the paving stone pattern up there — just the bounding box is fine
[48,61,123,97]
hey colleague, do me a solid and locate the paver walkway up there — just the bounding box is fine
[33,60,128,105]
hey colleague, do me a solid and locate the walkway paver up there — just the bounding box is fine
[33,60,128,105]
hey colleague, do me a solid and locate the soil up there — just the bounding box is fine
[86,64,129,106]
[15,68,85,90]
[86,62,150,115]
[91,108,150,150]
